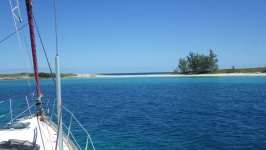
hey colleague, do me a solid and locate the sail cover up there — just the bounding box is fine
[0,139,40,150]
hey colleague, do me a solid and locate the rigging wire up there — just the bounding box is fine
[36,115,46,150]
[8,0,32,94]
[0,23,28,44]
[21,26,34,73]
[20,25,34,93]
[7,2,47,148]
[33,15,56,85]
[53,0,59,55]
[31,1,62,147]
[39,114,55,150]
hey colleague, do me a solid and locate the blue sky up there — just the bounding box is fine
[0,0,266,73]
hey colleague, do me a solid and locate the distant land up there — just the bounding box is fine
[99,72,173,76]
[214,67,266,74]
[1,67,266,80]
[0,72,76,80]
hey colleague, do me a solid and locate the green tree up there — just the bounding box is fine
[198,54,209,73]
[187,52,199,73]
[176,50,219,74]
[232,66,235,73]
[178,58,189,74]
[208,50,218,72]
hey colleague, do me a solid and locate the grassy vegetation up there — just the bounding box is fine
[0,72,76,79]
[29,72,77,78]
[0,73,27,78]
[214,67,266,73]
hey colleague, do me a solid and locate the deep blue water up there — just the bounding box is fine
[1,76,266,149]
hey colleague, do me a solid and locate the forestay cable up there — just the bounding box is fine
[33,16,56,85]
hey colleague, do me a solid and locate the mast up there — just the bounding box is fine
[25,0,42,113]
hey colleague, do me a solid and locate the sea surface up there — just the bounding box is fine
[1,76,266,149]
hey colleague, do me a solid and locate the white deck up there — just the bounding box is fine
[0,115,76,150]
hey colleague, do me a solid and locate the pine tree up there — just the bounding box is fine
[187,52,199,73]
[176,50,219,74]
[208,50,218,72]
[178,58,189,74]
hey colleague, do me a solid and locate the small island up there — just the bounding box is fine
[175,50,266,75]
[1,50,266,80]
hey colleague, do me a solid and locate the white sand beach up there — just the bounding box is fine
[75,73,266,78]
[1,73,266,80]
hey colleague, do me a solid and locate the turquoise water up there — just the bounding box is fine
[1,76,266,149]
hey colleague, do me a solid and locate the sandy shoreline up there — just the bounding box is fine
[75,73,266,78]
[1,73,266,80]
